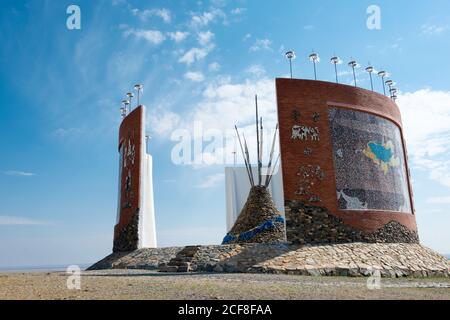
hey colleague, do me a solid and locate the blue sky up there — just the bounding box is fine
[1,0,450,267]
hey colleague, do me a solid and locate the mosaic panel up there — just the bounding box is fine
[329,107,412,213]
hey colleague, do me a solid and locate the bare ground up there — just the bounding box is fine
[0,270,449,300]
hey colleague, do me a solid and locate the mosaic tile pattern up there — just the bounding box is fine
[329,108,412,213]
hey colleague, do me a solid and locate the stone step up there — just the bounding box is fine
[159,246,201,272]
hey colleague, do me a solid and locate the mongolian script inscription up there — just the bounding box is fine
[291,125,320,141]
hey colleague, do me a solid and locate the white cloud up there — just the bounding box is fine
[398,90,450,157]
[246,64,266,77]
[152,8,171,23]
[4,171,36,177]
[231,8,246,15]
[191,12,215,27]
[208,62,221,72]
[427,196,450,204]
[420,24,446,35]
[198,31,214,46]
[184,71,205,82]
[167,31,189,43]
[52,127,85,139]
[179,47,210,65]
[398,89,450,187]
[148,109,181,137]
[131,8,171,23]
[249,38,272,52]
[243,33,251,42]
[190,9,225,28]
[112,0,126,6]
[123,28,165,45]
[0,216,48,226]
[196,173,225,188]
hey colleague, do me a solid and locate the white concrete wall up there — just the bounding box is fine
[140,153,157,248]
[225,166,284,232]
[138,106,157,248]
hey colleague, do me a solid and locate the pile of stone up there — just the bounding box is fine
[285,200,419,244]
[88,243,449,277]
[87,246,183,270]
[222,186,286,245]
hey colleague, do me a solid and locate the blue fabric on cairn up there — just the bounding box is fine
[223,215,285,244]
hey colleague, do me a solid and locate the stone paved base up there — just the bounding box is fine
[88,243,449,278]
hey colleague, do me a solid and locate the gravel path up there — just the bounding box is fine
[1,270,449,300]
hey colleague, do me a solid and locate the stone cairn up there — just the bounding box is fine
[223,186,286,244]
[223,95,286,245]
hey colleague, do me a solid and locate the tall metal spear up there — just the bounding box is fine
[235,126,253,186]
[266,154,281,187]
[242,132,255,186]
[255,95,262,186]
[233,136,237,167]
[260,117,263,178]
[264,123,279,187]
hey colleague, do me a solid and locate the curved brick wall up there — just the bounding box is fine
[113,106,144,252]
[276,78,418,243]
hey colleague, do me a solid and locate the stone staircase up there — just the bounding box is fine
[159,246,200,272]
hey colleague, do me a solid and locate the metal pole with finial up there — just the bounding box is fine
[121,99,130,116]
[309,52,319,80]
[285,51,296,79]
[120,106,127,119]
[255,95,262,186]
[134,84,143,106]
[385,80,393,92]
[390,87,398,101]
[330,56,340,84]
[348,60,358,87]
[127,92,134,111]
[385,80,395,99]
[377,70,387,95]
[365,65,374,91]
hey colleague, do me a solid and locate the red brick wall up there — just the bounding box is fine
[276,78,417,233]
[114,106,143,239]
